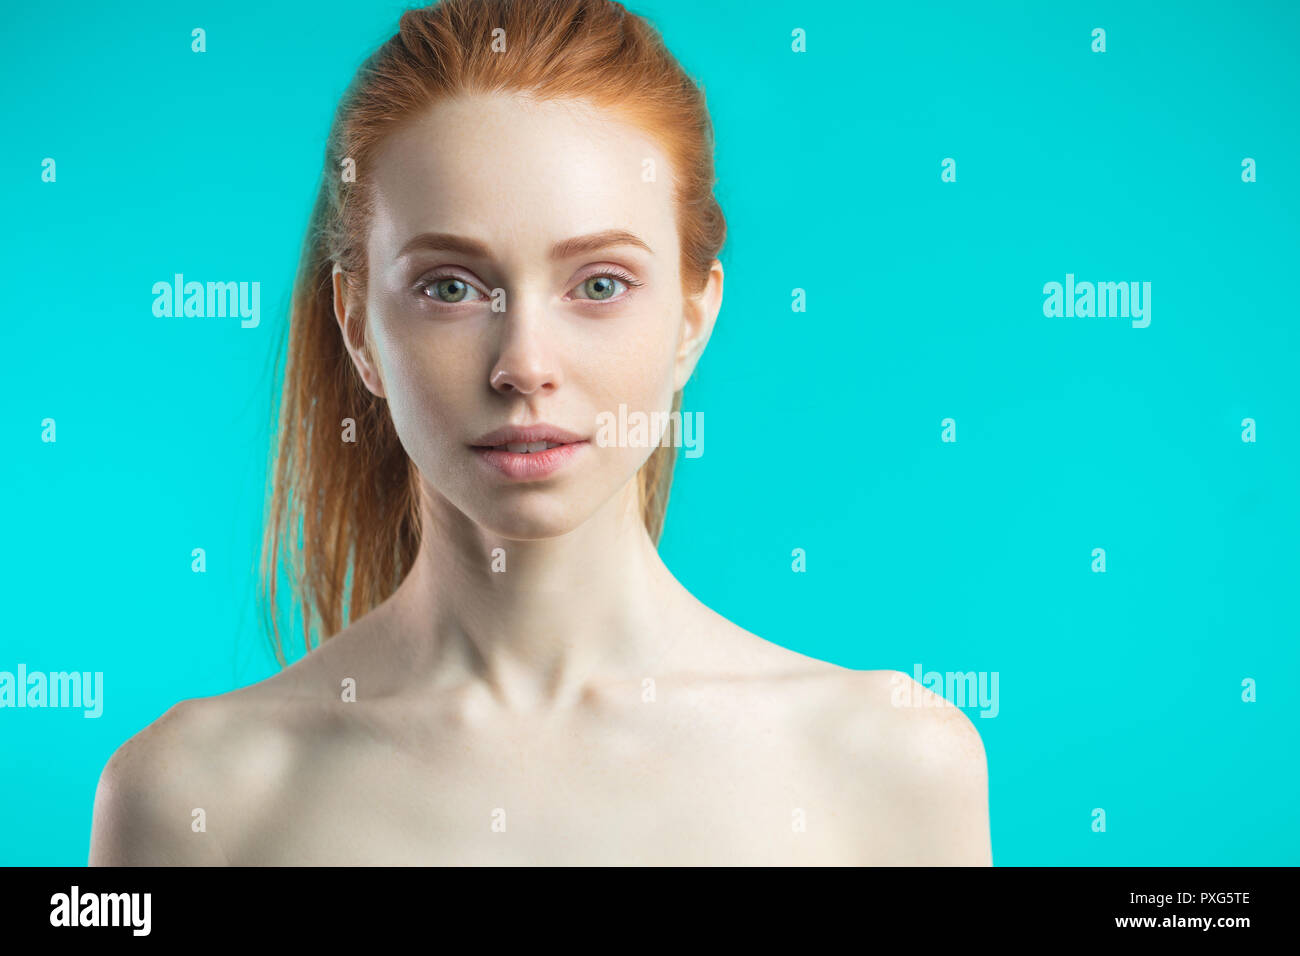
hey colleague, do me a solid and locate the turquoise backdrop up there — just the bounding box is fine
[2,0,1297,865]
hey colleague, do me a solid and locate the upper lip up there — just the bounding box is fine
[471,423,588,447]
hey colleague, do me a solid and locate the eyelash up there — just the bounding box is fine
[414,269,644,304]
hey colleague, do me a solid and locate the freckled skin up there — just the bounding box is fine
[88,94,991,866]
[357,94,687,539]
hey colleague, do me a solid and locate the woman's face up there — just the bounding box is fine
[335,93,721,539]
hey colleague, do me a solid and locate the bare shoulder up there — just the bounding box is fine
[88,677,324,866]
[698,618,991,862]
[836,669,989,766]
[90,697,228,864]
[813,669,992,865]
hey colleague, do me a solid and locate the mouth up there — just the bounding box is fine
[469,424,589,481]
[476,440,570,454]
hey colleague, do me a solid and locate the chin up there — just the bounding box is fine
[467,494,595,541]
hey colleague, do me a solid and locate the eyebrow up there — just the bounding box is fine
[396,228,653,261]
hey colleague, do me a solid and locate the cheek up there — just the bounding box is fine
[590,305,680,411]
[369,321,471,463]
[583,308,680,472]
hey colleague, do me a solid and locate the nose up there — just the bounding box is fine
[488,309,560,397]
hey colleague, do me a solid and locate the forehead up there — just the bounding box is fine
[366,93,677,262]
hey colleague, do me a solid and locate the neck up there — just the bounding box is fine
[385,475,685,712]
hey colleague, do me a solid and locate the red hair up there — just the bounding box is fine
[259,0,726,665]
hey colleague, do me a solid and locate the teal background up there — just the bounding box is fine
[2,0,1297,865]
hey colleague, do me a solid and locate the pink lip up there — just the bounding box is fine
[469,423,589,481]
[471,423,587,446]
[473,442,587,480]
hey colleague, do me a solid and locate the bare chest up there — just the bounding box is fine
[225,703,868,865]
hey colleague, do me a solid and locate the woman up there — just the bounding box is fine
[90,0,991,866]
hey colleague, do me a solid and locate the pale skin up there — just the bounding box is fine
[89,93,992,866]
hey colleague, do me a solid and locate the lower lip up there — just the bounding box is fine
[471,441,588,480]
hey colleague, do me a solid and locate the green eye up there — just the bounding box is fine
[582,276,618,300]
[573,271,642,301]
[430,277,471,302]
[416,273,482,303]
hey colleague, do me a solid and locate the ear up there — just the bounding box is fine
[332,264,386,398]
[672,258,723,391]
